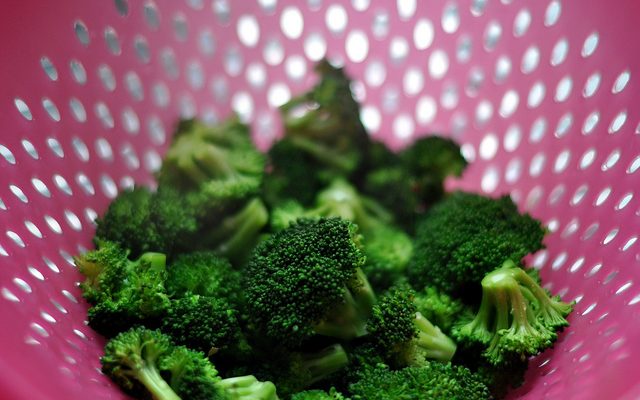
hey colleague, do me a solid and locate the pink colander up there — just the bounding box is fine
[1,0,639,399]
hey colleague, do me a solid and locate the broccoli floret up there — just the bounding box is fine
[413,287,471,334]
[292,388,349,400]
[161,295,241,355]
[160,345,224,400]
[400,135,468,207]
[408,191,546,296]
[361,225,413,291]
[246,218,375,347]
[349,363,491,400]
[256,344,349,398]
[76,242,170,336]
[453,260,573,366]
[158,117,264,192]
[95,186,198,259]
[366,288,456,367]
[101,327,181,400]
[166,251,242,304]
[361,166,417,232]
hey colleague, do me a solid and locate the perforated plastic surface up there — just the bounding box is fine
[0,0,639,399]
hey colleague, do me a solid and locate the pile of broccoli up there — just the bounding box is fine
[76,60,573,400]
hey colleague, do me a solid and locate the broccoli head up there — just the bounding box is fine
[292,388,349,400]
[361,225,413,291]
[95,186,198,259]
[158,117,264,192]
[408,191,546,295]
[453,260,573,366]
[246,218,375,347]
[413,287,471,335]
[76,242,170,336]
[166,251,242,305]
[101,327,181,400]
[349,363,491,400]
[161,295,241,355]
[366,288,457,367]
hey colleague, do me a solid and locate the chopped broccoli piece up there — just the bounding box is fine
[361,225,413,291]
[349,363,491,400]
[101,327,180,400]
[75,242,170,336]
[413,287,471,334]
[95,186,198,259]
[158,117,264,192]
[454,260,573,366]
[166,251,242,305]
[367,288,456,367]
[292,388,349,400]
[161,295,241,355]
[246,218,375,347]
[160,345,224,400]
[408,191,546,295]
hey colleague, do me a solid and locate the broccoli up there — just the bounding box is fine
[101,327,181,400]
[400,135,468,207]
[292,388,349,400]
[270,179,412,290]
[158,117,264,192]
[166,251,242,305]
[413,287,471,334]
[161,295,241,355]
[366,288,457,367]
[349,363,492,400]
[407,191,546,296]
[75,241,170,336]
[453,260,573,366]
[95,186,198,259]
[256,344,349,398]
[246,218,375,347]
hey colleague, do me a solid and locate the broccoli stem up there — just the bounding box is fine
[216,198,269,261]
[288,136,355,172]
[134,365,181,400]
[137,253,167,270]
[217,376,278,399]
[192,145,236,179]
[314,286,368,339]
[413,312,457,362]
[302,344,349,384]
[351,267,376,319]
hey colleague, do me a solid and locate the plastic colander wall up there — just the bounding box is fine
[0,0,639,399]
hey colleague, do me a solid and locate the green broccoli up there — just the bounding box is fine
[101,327,181,400]
[349,363,492,400]
[161,295,241,355]
[166,251,242,305]
[75,241,169,336]
[366,288,457,367]
[454,260,573,366]
[400,135,468,207]
[407,191,546,296]
[158,117,264,192]
[94,186,198,259]
[270,179,412,290]
[292,388,349,400]
[246,218,375,347]
[413,287,471,334]
[256,344,349,398]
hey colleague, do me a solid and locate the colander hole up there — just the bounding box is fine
[186,0,204,10]
[61,290,78,303]
[280,6,304,40]
[85,208,98,224]
[69,60,87,85]
[144,150,162,173]
[121,143,141,170]
[579,148,597,170]
[121,108,140,134]
[553,149,571,173]
[29,267,45,281]
[31,322,49,337]
[144,1,161,29]
[484,20,502,51]
[529,152,546,177]
[64,210,82,231]
[525,186,544,210]
[494,55,511,82]
[73,20,90,46]
[470,0,487,16]
[258,0,277,14]
[608,110,627,133]
[571,184,588,206]
[161,48,179,78]
[499,90,519,117]
[75,173,95,196]
[442,3,460,34]
[53,175,73,195]
[42,98,61,121]
[529,117,547,143]
[31,178,51,197]
[548,184,565,205]
[14,98,33,120]
[372,11,390,39]
[513,8,531,37]
[95,138,113,161]
[616,193,633,210]
[594,187,611,206]
[414,19,435,50]
[621,237,637,252]
[43,257,60,273]
[45,216,63,234]
[46,137,64,157]
[97,64,116,91]
[213,0,231,24]
[134,35,151,63]
[583,72,601,97]
[466,67,484,97]
[627,155,640,174]
[601,149,621,171]
[124,71,144,101]
[551,38,569,66]
[6,231,25,247]
[40,56,58,80]
[547,218,559,232]
[603,228,619,245]
[582,31,599,57]
[2,287,20,302]
[94,102,114,129]
[71,137,90,162]
[481,166,500,193]
[554,113,573,138]
[561,219,579,238]
[285,56,306,82]
[224,46,243,76]
[152,82,171,107]
[9,185,27,203]
[569,257,585,273]
[104,27,121,55]
[326,5,348,34]
[69,98,87,123]
[360,105,381,132]
[20,139,38,159]
[392,114,415,140]
[503,124,522,152]
[440,84,458,109]
[475,100,493,125]
[554,76,572,102]
[172,13,189,41]
[415,95,437,125]
[24,221,42,238]
[504,158,522,183]
[612,70,631,93]
[0,145,16,164]
[582,111,599,135]
[582,223,599,241]
[198,30,215,56]
[147,115,166,145]
[521,45,540,74]
[120,176,135,190]
[479,133,499,160]
[544,0,561,26]
[114,0,128,16]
